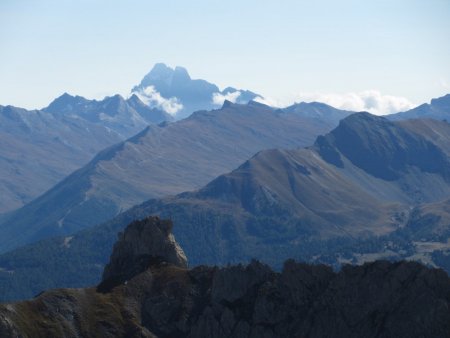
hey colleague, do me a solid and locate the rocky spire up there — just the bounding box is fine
[99,216,187,291]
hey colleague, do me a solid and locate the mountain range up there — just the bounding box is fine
[0,63,264,215]
[0,100,352,253]
[0,94,170,213]
[2,58,450,337]
[2,111,450,301]
[1,62,450,302]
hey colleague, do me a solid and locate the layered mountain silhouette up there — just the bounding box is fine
[1,217,449,337]
[2,112,450,301]
[1,61,260,213]
[108,114,450,266]
[0,101,352,253]
[132,63,260,118]
[0,94,170,213]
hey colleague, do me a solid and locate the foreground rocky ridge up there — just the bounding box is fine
[1,217,450,338]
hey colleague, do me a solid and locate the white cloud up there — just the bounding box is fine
[133,86,183,115]
[212,91,242,106]
[259,90,414,115]
[293,90,415,115]
[253,96,282,107]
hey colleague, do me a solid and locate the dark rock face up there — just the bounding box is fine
[100,217,187,291]
[140,260,450,338]
[1,218,450,337]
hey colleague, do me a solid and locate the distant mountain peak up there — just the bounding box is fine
[297,101,335,109]
[430,93,450,109]
[60,92,73,99]
[221,99,234,109]
[131,63,262,119]
[147,62,173,78]
[339,111,384,124]
[45,92,89,113]
[389,93,450,121]
[137,63,191,89]
[152,62,171,70]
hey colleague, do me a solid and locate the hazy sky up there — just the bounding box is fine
[1,0,449,113]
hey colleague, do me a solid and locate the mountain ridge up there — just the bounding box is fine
[0,101,352,253]
[389,93,450,121]
[0,94,170,213]
[1,217,449,338]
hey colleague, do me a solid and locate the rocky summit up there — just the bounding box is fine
[0,217,449,337]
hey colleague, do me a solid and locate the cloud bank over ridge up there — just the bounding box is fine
[255,90,416,115]
[212,90,242,106]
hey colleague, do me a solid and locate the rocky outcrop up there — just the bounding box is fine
[99,216,187,291]
[1,218,450,337]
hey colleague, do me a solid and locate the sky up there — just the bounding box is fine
[1,0,449,114]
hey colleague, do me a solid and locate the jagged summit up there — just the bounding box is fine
[137,63,191,88]
[132,63,261,118]
[42,92,171,136]
[221,99,233,109]
[148,62,173,78]
[44,92,90,113]
[133,63,213,95]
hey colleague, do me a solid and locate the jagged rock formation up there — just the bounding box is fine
[100,217,187,291]
[0,217,450,337]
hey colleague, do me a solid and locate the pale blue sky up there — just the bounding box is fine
[1,0,449,111]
